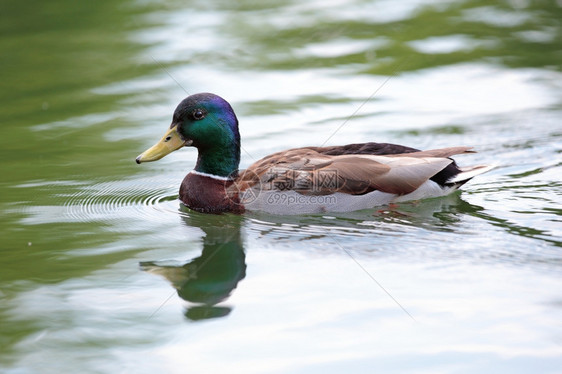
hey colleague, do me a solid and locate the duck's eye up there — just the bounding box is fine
[192,109,206,120]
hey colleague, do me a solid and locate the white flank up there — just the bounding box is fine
[244,180,457,215]
[392,180,454,202]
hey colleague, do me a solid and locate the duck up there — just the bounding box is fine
[136,93,493,214]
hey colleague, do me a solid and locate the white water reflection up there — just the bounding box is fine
[5,247,561,374]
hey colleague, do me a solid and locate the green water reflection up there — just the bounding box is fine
[211,0,562,73]
[141,213,246,321]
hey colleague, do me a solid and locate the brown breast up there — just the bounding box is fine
[179,172,244,214]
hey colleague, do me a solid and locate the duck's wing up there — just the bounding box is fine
[235,147,474,196]
[302,154,453,195]
[308,142,421,156]
[384,146,475,158]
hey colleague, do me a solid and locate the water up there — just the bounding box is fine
[1,0,561,373]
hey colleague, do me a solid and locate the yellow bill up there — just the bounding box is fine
[136,126,192,164]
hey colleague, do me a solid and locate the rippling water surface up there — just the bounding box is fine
[1,0,561,373]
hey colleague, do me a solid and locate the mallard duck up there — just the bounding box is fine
[136,93,493,214]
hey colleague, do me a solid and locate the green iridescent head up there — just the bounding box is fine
[136,93,241,177]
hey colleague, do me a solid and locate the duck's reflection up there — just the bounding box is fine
[141,212,246,321]
[140,193,515,321]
